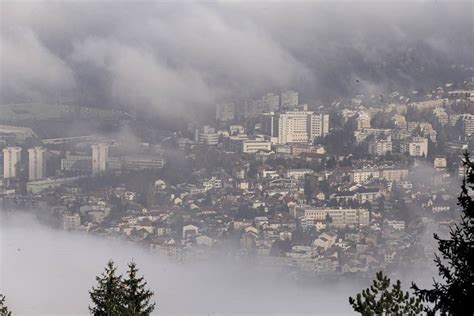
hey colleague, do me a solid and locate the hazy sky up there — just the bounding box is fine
[1,2,473,116]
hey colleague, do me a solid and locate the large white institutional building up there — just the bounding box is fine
[261,111,329,144]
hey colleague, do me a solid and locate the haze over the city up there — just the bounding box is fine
[1,1,473,315]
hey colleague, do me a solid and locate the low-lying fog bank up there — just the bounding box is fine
[0,211,432,315]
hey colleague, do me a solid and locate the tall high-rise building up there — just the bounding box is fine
[261,111,329,144]
[3,147,22,179]
[309,113,330,140]
[91,143,108,175]
[281,90,299,109]
[28,147,46,181]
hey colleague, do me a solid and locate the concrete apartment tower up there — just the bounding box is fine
[3,147,22,178]
[91,143,108,175]
[28,147,46,181]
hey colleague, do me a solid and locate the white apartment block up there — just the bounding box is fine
[91,143,109,175]
[368,139,392,156]
[284,168,313,180]
[408,137,428,157]
[63,213,81,230]
[462,114,474,136]
[28,146,46,181]
[293,206,370,228]
[199,132,219,145]
[354,128,391,143]
[350,169,380,184]
[380,168,409,182]
[356,113,371,130]
[309,113,330,140]
[3,147,22,179]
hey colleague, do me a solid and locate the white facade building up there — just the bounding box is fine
[368,139,392,156]
[408,137,428,157]
[462,114,474,136]
[309,113,330,140]
[268,111,330,144]
[293,206,370,228]
[91,143,109,175]
[28,147,46,181]
[3,147,21,179]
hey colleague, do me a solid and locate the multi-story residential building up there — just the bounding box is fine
[199,132,219,145]
[368,138,392,156]
[380,168,409,182]
[284,169,313,180]
[62,212,81,230]
[3,147,22,178]
[408,137,428,157]
[28,147,46,181]
[462,114,474,136]
[91,143,109,175]
[354,128,391,143]
[309,113,330,140]
[433,108,449,126]
[350,169,380,184]
[293,206,370,228]
[356,113,371,130]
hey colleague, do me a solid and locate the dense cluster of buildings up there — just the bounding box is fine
[1,81,472,277]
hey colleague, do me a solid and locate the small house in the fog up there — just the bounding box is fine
[182,224,198,239]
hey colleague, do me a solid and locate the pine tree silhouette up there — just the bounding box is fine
[122,262,156,315]
[89,260,125,316]
[412,152,474,315]
[350,271,423,315]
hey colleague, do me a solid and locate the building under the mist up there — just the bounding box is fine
[28,147,46,181]
[91,143,109,176]
[3,147,22,179]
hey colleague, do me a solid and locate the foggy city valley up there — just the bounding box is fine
[0,1,473,315]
